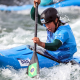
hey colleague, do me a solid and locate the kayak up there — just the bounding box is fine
[0,45,80,69]
[0,0,80,11]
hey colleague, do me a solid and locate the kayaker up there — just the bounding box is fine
[31,0,77,63]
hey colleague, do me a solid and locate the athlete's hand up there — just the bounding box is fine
[32,37,45,48]
[32,37,41,45]
[34,0,41,8]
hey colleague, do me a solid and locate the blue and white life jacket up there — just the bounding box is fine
[43,24,77,62]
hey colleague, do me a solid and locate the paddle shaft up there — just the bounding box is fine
[34,3,38,55]
[37,52,61,63]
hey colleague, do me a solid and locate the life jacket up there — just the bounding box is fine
[44,24,77,62]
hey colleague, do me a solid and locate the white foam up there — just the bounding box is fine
[1,63,80,80]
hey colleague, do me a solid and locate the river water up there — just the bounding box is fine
[0,6,80,80]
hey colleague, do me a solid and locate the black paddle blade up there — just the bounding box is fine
[26,52,39,78]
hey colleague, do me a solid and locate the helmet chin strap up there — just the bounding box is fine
[54,20,59,32]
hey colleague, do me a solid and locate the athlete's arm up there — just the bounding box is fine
[32,37,62,51]
[45,39,62,51]
[35,39,62,51]
[30,6,42,25]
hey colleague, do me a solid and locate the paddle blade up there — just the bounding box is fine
[26,52,39,78]
[28,63,37,77]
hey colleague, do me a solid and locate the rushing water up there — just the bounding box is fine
[0,5,80,80]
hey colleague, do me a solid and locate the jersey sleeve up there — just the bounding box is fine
[54,30,69,44]
[30,6,42,25]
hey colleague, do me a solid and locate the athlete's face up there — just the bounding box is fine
[45,21,55,32]
[45,18,58,32]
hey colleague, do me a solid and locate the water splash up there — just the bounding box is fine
[0,63,80,80]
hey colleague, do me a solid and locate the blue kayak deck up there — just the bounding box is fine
[0,45,80,69]
[0,45,59,69]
